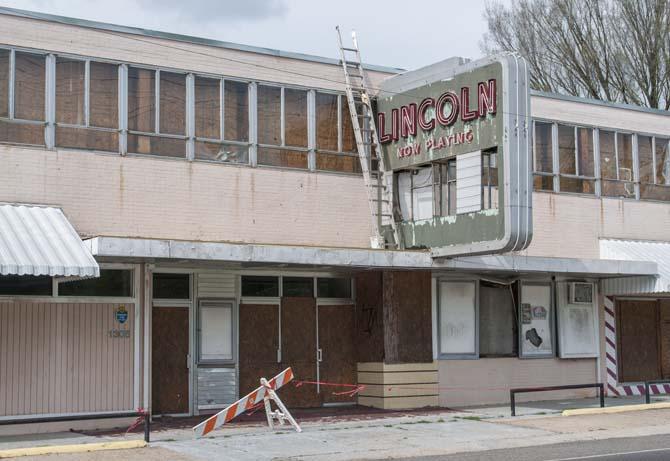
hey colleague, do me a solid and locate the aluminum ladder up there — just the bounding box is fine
[336,27,400,249]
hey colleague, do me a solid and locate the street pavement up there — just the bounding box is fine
[5,399,670,460]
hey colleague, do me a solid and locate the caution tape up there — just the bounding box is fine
[125,408,148,435]
[293,380,366,397]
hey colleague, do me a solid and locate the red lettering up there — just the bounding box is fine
[436,91,459,126]
[391,108,400,141]
[465,130,474,142]
[461,87,477,121]
[400,103,417,138]
[478,79,497,117]
[417,97,435,131]
[377,112,392,144]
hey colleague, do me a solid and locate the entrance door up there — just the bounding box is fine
[617,300,660,382]
[152,306,190,414]
[317,304,357,404]
[280,297,320,407]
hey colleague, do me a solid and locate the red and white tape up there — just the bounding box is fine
[193,367,294,438]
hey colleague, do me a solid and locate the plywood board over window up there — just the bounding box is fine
[617,300,660,382]
[258,85,281,145]
[224,80,248,142]
[128,67,155,133]
[14,52,45,121]
[56,58,85,125]
[195,76,220,139]
[284,88,307,148]
[0,50,8,118]
[316,92,338,151]
[89,62,118,129]
[159,72,186,136]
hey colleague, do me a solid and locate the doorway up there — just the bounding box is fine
[152,306,190,414]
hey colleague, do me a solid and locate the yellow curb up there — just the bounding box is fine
[562,402,670,417]
[0,439,146,459]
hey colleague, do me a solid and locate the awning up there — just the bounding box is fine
[85,236,657,279]
[600,239,669,295]
[0,204,99,277]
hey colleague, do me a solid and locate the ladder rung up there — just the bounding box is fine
[345,61,361,67]
[357,114,372,119]
[341,47,359,52]
[348,74,364,79]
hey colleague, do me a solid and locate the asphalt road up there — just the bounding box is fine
[393,434,670,461]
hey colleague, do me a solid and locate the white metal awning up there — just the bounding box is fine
[85,236,656,279]
[600,239,669,295]
[0,204,99,277]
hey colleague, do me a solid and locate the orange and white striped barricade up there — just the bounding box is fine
[193,367,301,438]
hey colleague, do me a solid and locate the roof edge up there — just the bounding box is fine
[531,90,670,117]
[0,6,405,75]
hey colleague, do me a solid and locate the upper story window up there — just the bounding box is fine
[194,76,249,164]
[532,119,670,202]
[257,84,308,169]
[55,57,119,152]
[0,50,46,145]
[316,92,360,174]
[557,124,595,195]
[127,67,187,158]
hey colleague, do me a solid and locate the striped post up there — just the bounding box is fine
[193,367,294,438]
[603,298,670,397]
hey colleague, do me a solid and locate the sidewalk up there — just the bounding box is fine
[3,396,670,460]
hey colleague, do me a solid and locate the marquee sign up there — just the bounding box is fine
[375,54,532,257]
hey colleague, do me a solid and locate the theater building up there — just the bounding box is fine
[0,7,669,432]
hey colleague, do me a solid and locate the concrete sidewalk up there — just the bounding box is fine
[4,396,670,460]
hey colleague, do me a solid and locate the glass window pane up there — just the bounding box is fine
[533,121,553,173]
[559,176,595,194]
[153,273,190,299]
[14,52,45,121]
[0,275,52,295]
[128,67,155,132]
[0,49,8,118]
[617,133,633,180]
[316,153,361,173]
[341,96,356,152]
[89,62,118,129]
[258,85,281,145]
[316,92,338,151]
[241,276,279,297]
[195,141,247,164]
[599,130,616,180]
[285,88,307,148]
[638,135,654,184]
[127,134,185,158]
[195,76,220,139]
[258,147,308,169]
[577,127,594,176]
[0,120,44,145]
[317,278,351,298]
[224,80,248,142]
[533,174,554,191]
[58,269,132,297]
[159,72,185,135]
[557,124,575,175]
[282,276,313,297]
[56,126,118,152]
[56,58,85,125]
[655,138,669,185]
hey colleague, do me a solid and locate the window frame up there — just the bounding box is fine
[518,281,556,359]
[196,297,237,365]
[436,278,479,360]
[314,90,361,174]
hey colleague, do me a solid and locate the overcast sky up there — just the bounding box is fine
[0,0,509,70]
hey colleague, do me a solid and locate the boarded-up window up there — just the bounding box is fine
[195,76,220,139]
[617,300,660,382]
[14,52,45,121]
[639,135,654,184]
[656,138,669,185]
[602,132,635,198]
[600,130,617,179]
[258,85,281,145]
[224,80,248,142]
[258,147,308,169]
[159,72,186,135]
[56,58,85,125]
[284,88,307,148]
[558,124,575,175]
[341,96,356,152]
[128,67,155,133]
[89,62,118,129]
[316,92,338,151]
[0,50,8,118]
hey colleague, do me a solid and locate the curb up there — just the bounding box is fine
[562,402,670,417]
[0,439,146,459]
